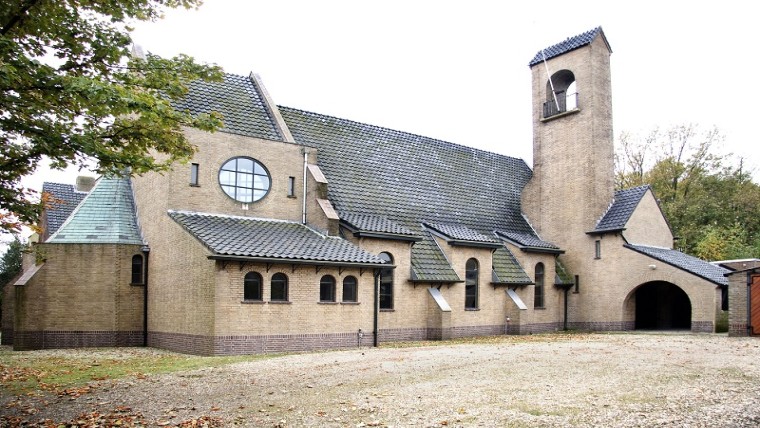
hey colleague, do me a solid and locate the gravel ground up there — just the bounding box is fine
[3,332,760,427]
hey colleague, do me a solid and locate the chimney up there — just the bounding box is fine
[76,176,96,193]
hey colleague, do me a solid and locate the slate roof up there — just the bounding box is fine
[49,176,143,245]
[593,185,650,233]
[173,73,282,141]
[41,182,88,237]
[168,210,385,266]
[279,107,540,246]
[624,244,730,286]
[528,27,609,67]
[410,232,461,282]
[492,246,533,285]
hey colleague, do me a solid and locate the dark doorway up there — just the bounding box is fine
[635,281,691,330]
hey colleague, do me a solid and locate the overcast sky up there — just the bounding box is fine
[21,0,757,190]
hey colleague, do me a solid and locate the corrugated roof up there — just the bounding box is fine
[279,106,542,245]
[410,232,461,282]
[624,244,730,286]
[41,182,88,237]
[528,27,609,66]
[173,73,282,141]
[594,185,650,233]
[49,176,143,245]
[169,210,384,265]
[492,246,532,285]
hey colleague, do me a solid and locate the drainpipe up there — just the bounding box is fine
[564,287,569,331]
[373,268,380,347]
[747,271,753,336]
[141,246,150,347]
[302,150,308,224]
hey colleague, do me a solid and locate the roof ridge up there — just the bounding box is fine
[278,105,524,163]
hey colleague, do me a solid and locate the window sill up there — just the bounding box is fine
[341,301,360,305]
[534,306,546,310]
[380,308,395,312]
[130,282,145,286]
[318,301,338,305]
[241,300,265,304]
[269,300,291,304]
[287,195,297,199]
[540,107,580,122]
[465,307,480,311]
[190,184,201,187]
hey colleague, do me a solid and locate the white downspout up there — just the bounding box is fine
[302,150,308,224]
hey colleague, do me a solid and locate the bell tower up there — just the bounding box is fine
[521,27,614,256]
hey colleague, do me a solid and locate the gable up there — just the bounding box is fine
[622,189,673,247]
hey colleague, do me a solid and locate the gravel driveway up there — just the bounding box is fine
[3,332,760,427]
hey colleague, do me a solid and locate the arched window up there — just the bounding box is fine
[534,263,545,308]
[544,70,577,117]
[320,275,336,302]
[131,254,144,284]
[378,252,394,310]
[342,276,358,302]
[271,273,288,301]
[244,272,263,301]
[465,258,479,309]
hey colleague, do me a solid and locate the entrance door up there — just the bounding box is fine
[751,275,760,335]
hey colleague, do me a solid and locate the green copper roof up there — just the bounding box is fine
[49,176,143,245]
[491,246,532,285]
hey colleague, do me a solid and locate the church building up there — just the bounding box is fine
[2,28,731,355]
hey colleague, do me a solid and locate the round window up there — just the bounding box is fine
[218,157,271,203]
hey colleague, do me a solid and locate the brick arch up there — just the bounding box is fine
[623,281,692,330]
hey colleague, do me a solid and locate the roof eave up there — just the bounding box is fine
[352,231,422,242]
[587,227,625,236]
[448,240,502,249]
[520,246,564,255]
[208,254,391,269]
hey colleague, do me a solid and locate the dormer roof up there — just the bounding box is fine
[591,185,651,234]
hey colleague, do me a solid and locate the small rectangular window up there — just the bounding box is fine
[594,240,601,259]
[287,176,295,197]
[190,163,200,186]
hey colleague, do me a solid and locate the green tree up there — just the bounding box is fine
[1,0,224,234]
[615,124,760,259]
[0,237,23,288]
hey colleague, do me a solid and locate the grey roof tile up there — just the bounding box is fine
[424,222,500,245]
[49,176,143,245]
[173,73,282,141]
[410,232,461,282]
[528,27,608,66]
[169,210,384,265]
[625,244,729,286]
[496,230,560,252]
[492,246,532,285]
[341,212,418,237]
[279,107,542,245]
[41,182,88,237]
[594,185,650,232]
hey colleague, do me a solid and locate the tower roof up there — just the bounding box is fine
[48,175,144,245]
[528,27,611,67]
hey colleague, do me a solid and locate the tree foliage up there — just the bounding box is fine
[0,0,224,234]
[615,124,760,260]
[0,237,24,288]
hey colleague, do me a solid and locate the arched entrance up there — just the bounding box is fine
[634,281,691,330]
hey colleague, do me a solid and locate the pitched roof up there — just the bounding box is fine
[492,246,532,285]
[279,107,544,247]
[340,212,419,240]
[168,210,385,266]
[554,258,575,286]
[528,27,610,67]
[173,73,282,141]
[410,232,461,282]
[593,185,650,233]
[41,182,88,237]
[48,176,143,245]
[624,244,730,286]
